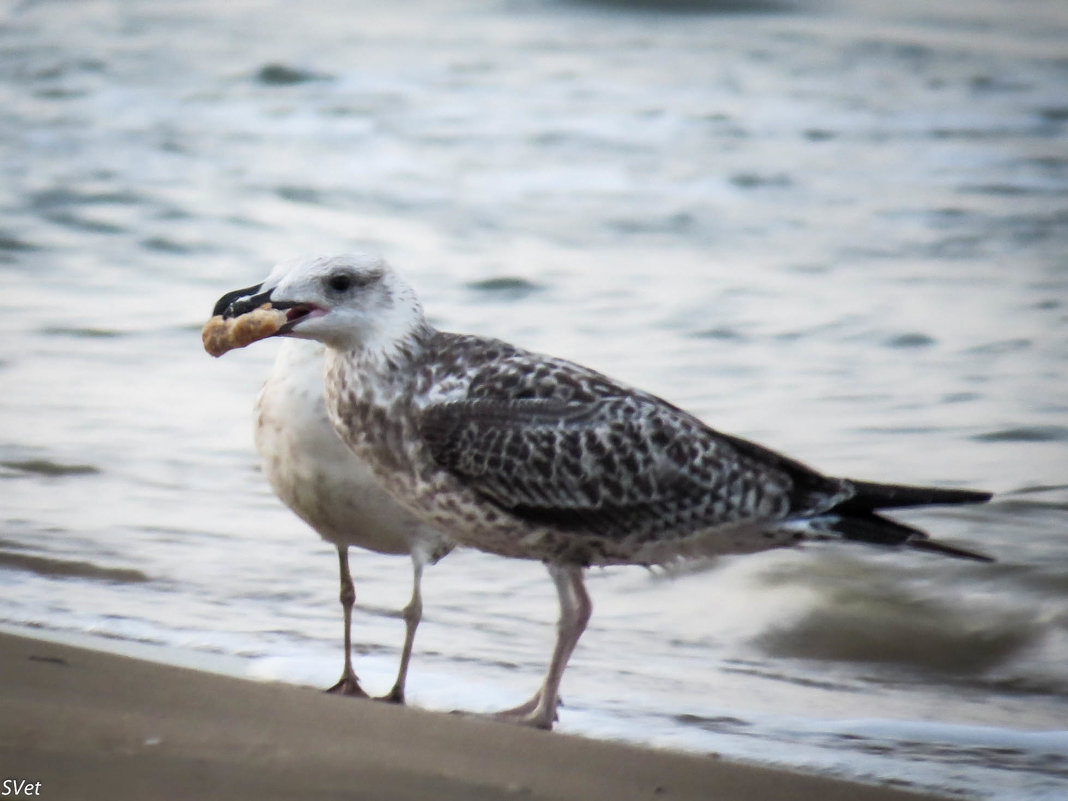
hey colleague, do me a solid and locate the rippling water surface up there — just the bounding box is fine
[2,1,1067,798]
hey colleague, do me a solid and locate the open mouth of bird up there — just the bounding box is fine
[272,302,326,333]
[202,289,330,358]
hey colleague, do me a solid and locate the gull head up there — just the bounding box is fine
[214,253,427,353]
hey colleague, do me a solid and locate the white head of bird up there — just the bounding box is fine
[263,253,428,355]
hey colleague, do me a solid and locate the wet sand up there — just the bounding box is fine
[0,632,953,801]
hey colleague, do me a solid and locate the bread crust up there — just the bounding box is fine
[202,305,287,357]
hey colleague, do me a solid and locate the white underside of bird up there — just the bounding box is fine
[254,337,451,701]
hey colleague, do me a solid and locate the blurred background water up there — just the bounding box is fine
[1,0,1067,798]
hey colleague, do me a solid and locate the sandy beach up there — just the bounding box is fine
[0,631,956,801]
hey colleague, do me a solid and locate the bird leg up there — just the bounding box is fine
[378,553,426,704]
[491,563,591,730]
[491,688,546,718]
[324,546,369,697]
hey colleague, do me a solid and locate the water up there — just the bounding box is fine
[2,0,1067,797]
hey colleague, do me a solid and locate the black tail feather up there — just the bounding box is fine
[834,479,992,515]
[907,537,995,563]
[828,511,994,563]
[829,511,920,547]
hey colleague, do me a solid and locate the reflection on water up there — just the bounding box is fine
[1,0,1067,798]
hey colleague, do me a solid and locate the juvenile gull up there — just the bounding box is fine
[217,253,992,730]
[212,284,451,702]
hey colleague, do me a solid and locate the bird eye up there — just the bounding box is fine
[326,273,352,293]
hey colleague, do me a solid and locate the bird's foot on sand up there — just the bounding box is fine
[451,695,560,730]
[375,685,405,704]
[485,708,555,730]
[324,672,369,698]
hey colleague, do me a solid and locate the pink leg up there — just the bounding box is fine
[325,546,369,698]
[378,553,426,704]
[491,563,591,730]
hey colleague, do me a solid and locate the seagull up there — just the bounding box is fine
[212,283,452,703]
[216,253,993,730]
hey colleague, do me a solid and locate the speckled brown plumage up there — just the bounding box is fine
[228,253,992,729]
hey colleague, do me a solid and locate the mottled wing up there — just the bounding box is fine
[421,388,840,540]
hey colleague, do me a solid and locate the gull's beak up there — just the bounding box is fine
[210,283,320,335]
[203,282,301,357]
[212,284,260,317]
[211,283,268,319]
[212,283,304,320]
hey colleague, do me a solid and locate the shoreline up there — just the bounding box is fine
[0,631,954,801]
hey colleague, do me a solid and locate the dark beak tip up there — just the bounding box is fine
[212,283,264,318]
